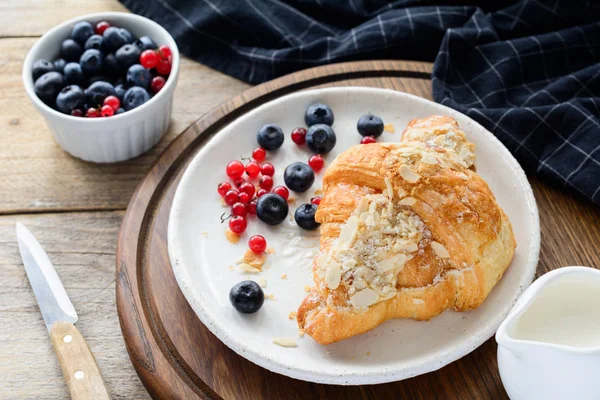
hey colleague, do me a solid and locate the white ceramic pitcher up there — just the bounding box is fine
[496,266,600,400]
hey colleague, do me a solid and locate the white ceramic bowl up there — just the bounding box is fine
[168,87,540,385]
[23,12,179,163]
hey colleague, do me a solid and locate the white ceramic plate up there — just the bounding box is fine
[168,87,540,385]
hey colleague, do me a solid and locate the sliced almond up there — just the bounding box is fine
[304,285,311,293]
[325,262,341,290]
[384,177,394,200]
[398,197,417,206]
[413,299,425,305]
[384,123,395,133]
[431,241,450,258]
[239,263,260,273]
[288,311,297,320]
[258,278,267,288]
[400,165,421,183]
[273,338,297,348]
[421,154,438,165]
[380,254,407,272]
[350,288,379,309]
[397,187,407,198]
[265,247,276,254]
[339,216,360,245]
[396,242,419,253]
[457,172,469,180]
[352,278,367,290]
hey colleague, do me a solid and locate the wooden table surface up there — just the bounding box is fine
[1,2,599,399]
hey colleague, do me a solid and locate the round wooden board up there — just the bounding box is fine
[115,60,509,400]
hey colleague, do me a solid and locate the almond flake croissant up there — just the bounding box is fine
[296,115,516,345]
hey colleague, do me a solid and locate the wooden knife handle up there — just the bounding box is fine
[50,321,110,400]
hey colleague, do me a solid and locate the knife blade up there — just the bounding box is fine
[16,223,110,400]
[16,222,78,330]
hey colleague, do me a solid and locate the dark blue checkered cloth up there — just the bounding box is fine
[120,0,600,204]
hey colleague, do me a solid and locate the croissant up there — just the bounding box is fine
[296,115,516,345]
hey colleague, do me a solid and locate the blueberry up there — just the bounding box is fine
[85,81,116,105]
[32,59,54,81]
[357,114,384,138]
[71,21,94,45]
[256,193,288,225]
[134,36,157,51]
[284,162,314,193]
[79,49,103,75]
[53,58,67,72]
[123,86,150,110]
[84,34,104,51]
[116,107,125,115]
[294,203,320,230]
[103,27,129,52]
[306,124,336,154]
[126,64,152,90]
[34,71,65,104]
[88,76,110,84]
[63,62,86,86]
[229,280,264,314]
[305,103,334,126]
[56,85,85,114]
[103,53,120,77]
[119,28,135,44]
[60,39,82,62]
[256,124,284,151]
[116,44,141,70]
[114,83,127,102]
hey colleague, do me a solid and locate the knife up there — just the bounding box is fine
[16,223,110,400]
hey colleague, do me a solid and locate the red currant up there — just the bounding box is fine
[291,127,307,145]
[71,109,84,117]
[311,196,322,205]
[245,161,260,178]
[248,200,258,214]
[226,160,244,179]
[86,107,99,118]
[361,136,377,144]
[259,175,274,191]
[224,189,239,206]
[272,186,289,200]
[100,105,114,117]
[228,216,247,234]
[103,96,120,111]
[159,45,172,60]
[150,76,166,94]
[252,147,266,162]
[248,235,267,254]
[239,182,255,197]
[261,163,275,177]
[156,59,171,76]
[234,178,245,187]
[308,155,325,172]
[95,21,110,35]
[231,202,247,217]
[140,50,159,69]
[217,182,232,196]
[238,192,251,204]
[256,189,268,198]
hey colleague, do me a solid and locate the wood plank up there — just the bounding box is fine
[0,0,128,37]
[0,211,150,400]
[0,37,249,214]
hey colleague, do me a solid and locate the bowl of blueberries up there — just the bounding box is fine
[22,12,179,163]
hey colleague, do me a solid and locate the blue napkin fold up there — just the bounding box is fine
[120,0,600,204]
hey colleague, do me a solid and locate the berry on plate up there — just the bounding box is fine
[308,154,325,172]
[248,199,258,214]
[122,86,150,110]
[295,203,320,230]
[272,185,289,200]
[311,196,322,205]
[361,136,377,144]
[306,124,336,154]
[256,124,284,151]
[252,147,266,162]
[291,127,307,145]
[226,160,245,179]
[239,182,256,197]
[224,189,240,206]
[284,162,315,192]
[256,189,268,198]
[229,281,264,314]
[232,202,247,217]
[217,182,232,196]
[248,235,267,254]
[233,178,246,188]
[259,175,274,191]
[260,163,275,177]
[56,85,85,114]
[256,193,289,225]
[305,103,334,126]
[357,113,384,137]
[228,216,247,234]
[245,161,261,178]
[238,192,251,204]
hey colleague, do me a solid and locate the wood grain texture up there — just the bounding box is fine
[116,60,600,399]
[0,212,149,400]
[50,321,111,400]
[0,37,248,214]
